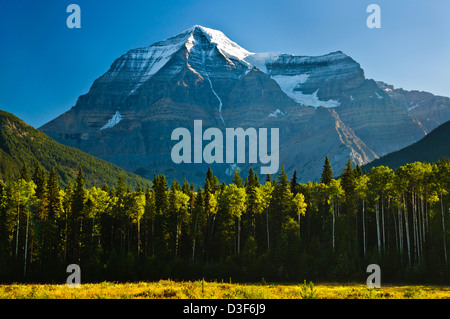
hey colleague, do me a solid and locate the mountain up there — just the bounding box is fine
[363,120,450,171]
[39,25,450,184]
[0,110,151,188]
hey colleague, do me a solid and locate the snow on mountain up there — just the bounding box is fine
[107,25,253,96]
[245,51,345,108]
[270,74,340,108]
[100,111,123,130]
[190,25,253,62]
[269,109,286,118]
[244,52,281,73]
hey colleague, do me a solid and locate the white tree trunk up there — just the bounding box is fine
[15,204,20,259]
[403,195,411,265]
[441,194,448,266]
[266,208,270,251]
[192,213,198,261]
[237,216,241,254]
[399,204,403,256]
[376,199,381,255]
[382,196,385,250]
[332,199,335,252]
[362,199,366,256]
[24,209,30,277]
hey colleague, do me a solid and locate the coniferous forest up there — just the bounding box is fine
[1,157,450,284]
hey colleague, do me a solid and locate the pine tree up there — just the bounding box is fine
[341,159,356,214]
[290,170,298,195]
[69,166,86,263]
[354,164,362,177]
[42,169,63,264]
[269,166,293,252]
[20,163,30,182]
[321,156,333,185]
[182,178,190,195]
[152,174,169,256]
[116,175,126,197]
[245,168,262,239]
[232,169,243,188]
[101,182,109,193]
[32,163,47,221]
[191,186,204,261]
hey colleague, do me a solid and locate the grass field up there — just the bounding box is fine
[1,280,450,299]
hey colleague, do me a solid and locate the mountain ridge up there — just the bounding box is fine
[363,120,450,171]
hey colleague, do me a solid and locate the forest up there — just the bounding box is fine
[1,156,450,284]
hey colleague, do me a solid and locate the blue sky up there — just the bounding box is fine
[1,0,449,128]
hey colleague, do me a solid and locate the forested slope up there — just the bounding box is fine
[0,110,150,189]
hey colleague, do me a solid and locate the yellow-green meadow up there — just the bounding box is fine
[1,280,450,299]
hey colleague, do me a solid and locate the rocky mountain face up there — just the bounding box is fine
[40,25,450,184]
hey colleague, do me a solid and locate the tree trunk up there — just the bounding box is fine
[237,216,241,254]
[376,198,381,255]
[421,192,425,248]
[15,204,20,259]
[399,204,403,256]
[382,196,386,250]
[266,208,270,251]
[411,193,416,262]
[441,193,448,266]
[332,199,335,252]
[362,199,366,256]
[152,219,155,257]
[192,212,198,261]
[403,195,411,265]
[392,202,398,252]
[64,209,68,263]
[24,208,30,277]
[91,216,95,258]
[137,217,141,256]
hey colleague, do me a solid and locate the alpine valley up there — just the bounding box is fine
[39,25,450,184]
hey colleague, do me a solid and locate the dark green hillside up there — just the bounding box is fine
[363,120,450,171]
[0,110,151,188]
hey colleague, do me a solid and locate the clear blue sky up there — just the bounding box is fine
[1,0,449,128]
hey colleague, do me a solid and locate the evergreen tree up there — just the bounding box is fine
[341,159,356,214]
[270,166,293,252]
[191,186,205,261]
[291,170,298,195]
[152,174,169,256]
[232,169,243,188]
[354,164,362,177]
[32,163,47,222]
[68,166,86,264]
[321,156,333,185]
[19,164,30,182]
[116,175,126,197]
[42,169,63,265]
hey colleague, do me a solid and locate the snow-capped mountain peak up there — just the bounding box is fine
[186,25,253,61]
